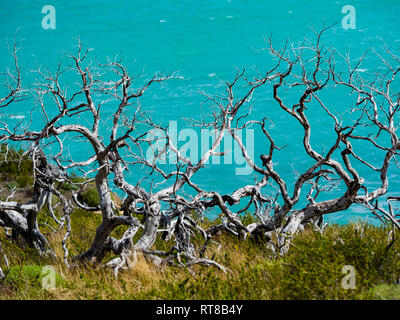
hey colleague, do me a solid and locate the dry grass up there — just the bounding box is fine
[1,209,400,300]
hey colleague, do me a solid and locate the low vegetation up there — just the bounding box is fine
[1,209,399,299]
[1,147,400,300]
[0,145,33,189]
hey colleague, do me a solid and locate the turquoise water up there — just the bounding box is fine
[1,0,400,224]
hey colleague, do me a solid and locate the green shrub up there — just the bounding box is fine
[0,145,33,183]
[5,182,18,190]
[16,175,33,188]
[371,284,400,299]
[3,265,64,289]
[273,224,400,299]
[78,187,100,207]
[59,174,87,191]
[68,209,102,256]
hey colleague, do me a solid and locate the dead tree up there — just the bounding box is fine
[0,29,399,274]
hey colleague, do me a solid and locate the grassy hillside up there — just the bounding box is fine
[1,211,400,300]
[0,146,400,300]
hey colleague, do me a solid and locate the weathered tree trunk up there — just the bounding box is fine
[134,200,161,250]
